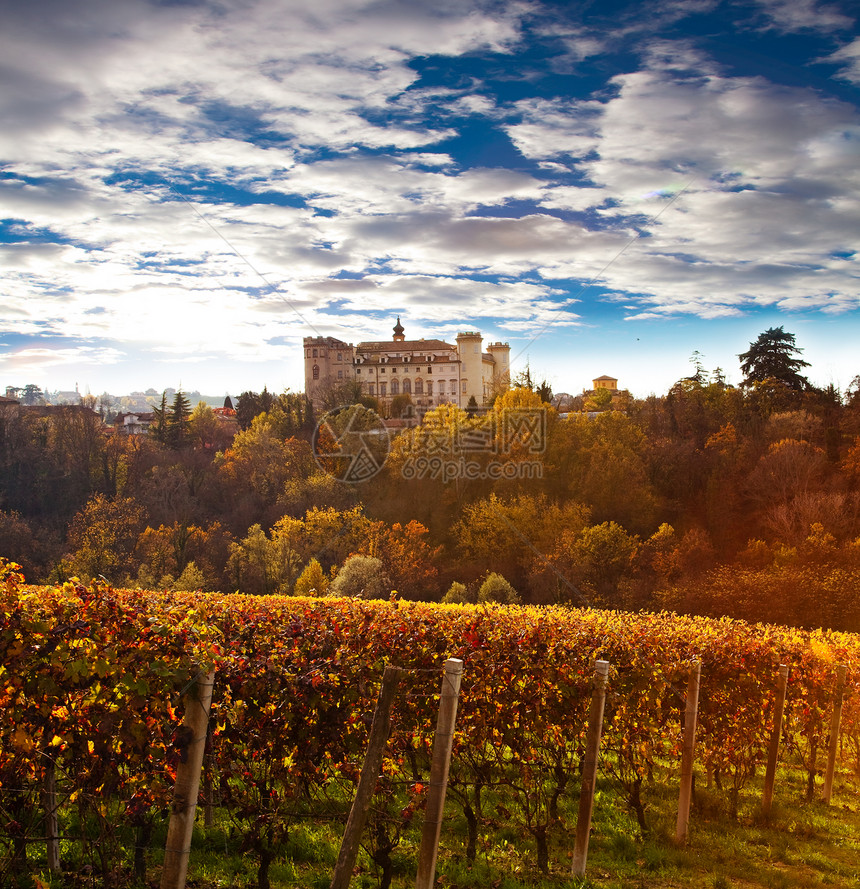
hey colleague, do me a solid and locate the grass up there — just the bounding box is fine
[21,761,860,889]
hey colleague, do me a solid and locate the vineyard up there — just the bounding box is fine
[2,558,860,889]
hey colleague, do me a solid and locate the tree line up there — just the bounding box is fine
[2,328,860,630]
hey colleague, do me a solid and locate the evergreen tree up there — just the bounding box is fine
[166,390,191,448]
[21,384,44,405]
[738,327,811,391]
[151,392,169,444]
[235,391,262,430]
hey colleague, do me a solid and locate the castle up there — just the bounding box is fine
[304,319,510,413]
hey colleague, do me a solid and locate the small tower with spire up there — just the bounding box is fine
[393,316,405,342]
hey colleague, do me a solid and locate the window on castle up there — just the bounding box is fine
[391,380,399,395]
[403,379,411,394]
[380,383,387,396]
[380,368,386,373]
[450,379,457,394]
[338,370,343,379]
[415,379,423,395]
[313,349,318,358]
[337,352,342,360]
[369,384,375,396]
[313,365,320,380]
[427,367,432,373]
[427,381,433,396]
[462,381,467,394]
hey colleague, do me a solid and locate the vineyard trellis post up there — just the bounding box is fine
[42,751,60,873]
[571,659,610,878]
[675,660,701,845]
[762,664,789,816]
[160,670,216,889]
[415,657,464,889]
[823,664,847,804]
[331,664,406,889]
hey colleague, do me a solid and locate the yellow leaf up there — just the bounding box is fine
[11,727,34,752]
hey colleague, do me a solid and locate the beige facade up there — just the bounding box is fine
[303,320,510,413]
[592,375,619,391]
[303,336,356,409]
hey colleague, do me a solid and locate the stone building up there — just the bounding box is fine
[303,318,510,413]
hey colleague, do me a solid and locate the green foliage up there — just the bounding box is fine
[328,554,391,599]
[228,523,301,595]
[167,390,192,448]
[477,572,520,604]
[739,327,811,391]
[441,580,472,604]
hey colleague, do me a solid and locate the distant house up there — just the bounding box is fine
[586,375,629,413]
[592,375,619,391]
[53,390,82,405]
[114,411,155,434]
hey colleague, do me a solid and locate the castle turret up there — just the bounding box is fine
[456,331,484,407]
[486,342,511,395]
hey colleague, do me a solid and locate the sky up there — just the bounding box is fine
[1,0,859,400]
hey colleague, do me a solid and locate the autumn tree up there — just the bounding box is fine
[66,494,147,581]
[527,521,639,607]
[215,416,316,532]
[271,505,375,573]
[544,412,659,534]
[187,401,223,450]
[455,493,591,592]
[376,520,441,600]
[294,558,330,596]
[228,523,301,595]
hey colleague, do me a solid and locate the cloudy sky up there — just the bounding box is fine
[2,0,859,399]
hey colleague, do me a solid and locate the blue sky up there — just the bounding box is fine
[1,0,859,399]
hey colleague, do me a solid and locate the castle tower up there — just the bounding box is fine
[393,316,405,342]
[486,341,511,397]
[303,335,355,411]
[456,331,484,407]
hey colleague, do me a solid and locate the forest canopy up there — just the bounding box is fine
[3,330,860,631]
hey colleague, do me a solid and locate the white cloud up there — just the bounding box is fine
[505,64,860,315]
[825,37,860,83]
[1,0,859,395]
[749,0,854,33]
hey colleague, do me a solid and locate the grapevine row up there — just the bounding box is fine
[2,564,858,886]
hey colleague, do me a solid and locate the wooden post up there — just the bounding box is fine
[762,664,789,816]
[571,659,610,878]
[42,755,61,873]
[823,664,847,804]
[331,665,405,889]
[415,658,464,889]
[160,671,215,889]
[203,724,214,830]
[675,660,701,845]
